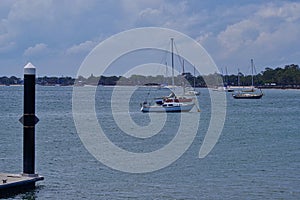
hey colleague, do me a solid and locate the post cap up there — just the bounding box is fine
[24,62,36,75]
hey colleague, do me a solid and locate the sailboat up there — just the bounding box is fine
[224,67,234,92]
[232,59,263,99]
[185,65,200,96]
[141,38,195,112]
[212,67,234,92]
[141,101,195,113]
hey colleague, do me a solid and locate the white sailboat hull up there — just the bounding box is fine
[141,103,194,113]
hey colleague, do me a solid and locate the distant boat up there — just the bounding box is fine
[213,86,234,92]
[232,59,263,99]
[185,89,200,96]
[184,66,200,95]
[213,67,234,92]
[222,67,234,92]
[140,38,195,113]
[141,101,195,113]
[226,87,234,92]
[232,90,263,99]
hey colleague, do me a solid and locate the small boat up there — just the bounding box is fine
[224,67,234,92]
[225,87,234,92]
[141,102,195,113]
[232,91,263,99]
[184,65,200,96]
[185,90,200,96]
[232,59,263,99]
[140,38,197,113]
[212,86,234,92]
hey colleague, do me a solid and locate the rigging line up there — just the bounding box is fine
[143,43,169,85]
[144,86,153,104]
[159,40,171,65]
[173,41,184,73]
[253,62,258,86]
[253,63,258,74]
[157,40,171,82]
[174,41,192,89]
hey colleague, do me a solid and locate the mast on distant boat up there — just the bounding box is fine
[225,66,229,86]
[237,68,240,86]
[193,65,196,88]
[182,59,185,94]
[171,38,175,86]
[251,59,254,87]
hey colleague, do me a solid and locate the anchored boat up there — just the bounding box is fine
[232,90,263,99]
[232,59,263,99]
[141,101,195,113]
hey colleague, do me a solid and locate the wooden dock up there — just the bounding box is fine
[0,173,43,197]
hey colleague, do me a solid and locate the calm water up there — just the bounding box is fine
[0,86,299,199]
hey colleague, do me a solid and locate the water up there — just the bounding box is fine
[0,86,299,199]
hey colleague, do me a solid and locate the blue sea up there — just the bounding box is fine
[0,86,299,199]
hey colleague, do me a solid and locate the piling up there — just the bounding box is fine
[22,62,39,175]
[0,62,43,197]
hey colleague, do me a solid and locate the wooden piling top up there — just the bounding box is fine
[0,173,43,191]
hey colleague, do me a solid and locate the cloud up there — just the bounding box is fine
[0,17,16,54]
[0,0,300,76]
[66,40,97,55]
[196,1,300,72]
[7,0,53,23]
[256,2,300,21]
[23,43,48,57]
[0,30,15,53]
[217,19,260,54]
[119,0,195,31]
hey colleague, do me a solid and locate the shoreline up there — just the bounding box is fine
[1,84,299,90]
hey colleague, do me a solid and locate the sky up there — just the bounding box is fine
[0,0,300,77]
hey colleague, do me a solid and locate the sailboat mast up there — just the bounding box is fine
[251,59,254,87]
[171,38,175,86]
[238,68,240,86]
[193,65,196,88]
[165,62,167,75]
[225,67,228,86]
[165,62,168,85]
[182,59,185,94]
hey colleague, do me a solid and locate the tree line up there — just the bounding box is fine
[0,64,299,88]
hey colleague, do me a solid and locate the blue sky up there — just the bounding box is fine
[0,0,299,77]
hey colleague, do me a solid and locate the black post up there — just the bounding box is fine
[20,62,39,175]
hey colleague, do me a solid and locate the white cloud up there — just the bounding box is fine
[119,0,195,31]
[7,0,54,23]
[217,19,260,54]
[23,43,48,57]
[65,35,106,56]
[120,0,164,13]
[66,40,97,55]
[0,18,16,53]
[6,0,96,22]
[256,2,300,22]
[0,0,300,76]
[196,1,300,71]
